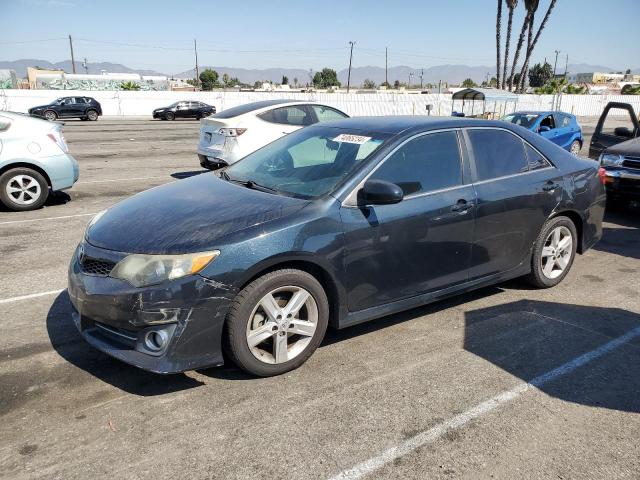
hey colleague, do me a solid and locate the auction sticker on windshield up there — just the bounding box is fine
[333,133,372,144]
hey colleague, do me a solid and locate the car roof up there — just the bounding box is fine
[510,110,574,117]
[210,99,332,119]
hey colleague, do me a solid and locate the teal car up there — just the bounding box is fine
[0,111,79,211]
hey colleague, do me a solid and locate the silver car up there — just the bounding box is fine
[0,112,79,211]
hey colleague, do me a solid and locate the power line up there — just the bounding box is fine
[0,37,67,45]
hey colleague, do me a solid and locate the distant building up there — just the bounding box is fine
[575,72,625,84]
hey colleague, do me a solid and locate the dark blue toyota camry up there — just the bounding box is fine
[68,117,605,377]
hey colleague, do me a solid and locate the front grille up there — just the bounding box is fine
[81,257,116,276]
[622,156,640,170]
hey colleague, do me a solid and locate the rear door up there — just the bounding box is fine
[464,127,563,280]
[538,113,560,145]
[589,103,640,159]
[552,113,574,150]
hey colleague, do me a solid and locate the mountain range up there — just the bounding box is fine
[1,59,636,86]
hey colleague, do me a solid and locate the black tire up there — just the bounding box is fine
[43,110,58,121]
[165,112,175,121]
[526,216,578,288]
[225,269,329,377]
[86,109,99,121]
[0,167,49,211]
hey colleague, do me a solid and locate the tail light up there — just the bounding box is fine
[47,129,69,153]
[218,128,247,137]
[598,167,608,185]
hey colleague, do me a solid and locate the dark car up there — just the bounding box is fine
[152,101,215,120]
[589,102,639,160]
[598,136,640,206]
[28,96,102,121]
[68,117,605,377]
[501,111,584,154]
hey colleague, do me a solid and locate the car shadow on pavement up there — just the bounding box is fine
[171,170,209,179]
[593,204,640,260]
[46,291,204,395]
[463,299,640,413]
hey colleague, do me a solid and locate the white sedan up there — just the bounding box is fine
[197,100,349,169]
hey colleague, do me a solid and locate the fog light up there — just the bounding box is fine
[144,330,169,352]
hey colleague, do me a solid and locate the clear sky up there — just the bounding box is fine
[1,0,638,75]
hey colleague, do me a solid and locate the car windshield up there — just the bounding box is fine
[501,113,540,128]
[224,126,389,199]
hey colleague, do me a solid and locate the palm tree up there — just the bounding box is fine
[515,0,539,92]
[507,3,533,91]
[517,0,557,92]
[496,0,503,89]
[502,0,518,90]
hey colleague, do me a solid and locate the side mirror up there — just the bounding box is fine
[359,179,403,205]
[614,126,633,138]
[539,125,551,133]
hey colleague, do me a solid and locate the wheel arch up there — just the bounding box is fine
[235,255,346,328]
[0,161,52,187]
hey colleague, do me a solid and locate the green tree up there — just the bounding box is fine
[528,61,553,87]
[199,69,219,90]
[222,73,230,87]
[312,68,341,88]
[564,83,586,94]
[461,78,477,88]
[393,80,401,89]
[362,79,376,89]
[281,75,289,85]
[380,81,391,88]
[621,84,640,95]
[293,77,298,87]
[120,81,140,91]
[253,80,262,89]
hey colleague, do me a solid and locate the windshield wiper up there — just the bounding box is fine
[220,171,279,194]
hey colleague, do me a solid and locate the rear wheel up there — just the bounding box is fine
[526,216,577,288]
[165,112,175,121]
[44,110,57,121]
[0,168,49,211]
[225,269,329,377]
[86,109,99,121]
[569,140,581,155]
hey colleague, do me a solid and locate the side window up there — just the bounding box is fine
[312,105,348,122]
[560,115,571,127]
[539,114,555,130]
[600,107,637,137]
[525,144,551,170]
[467,129,528,181]
[260,106,312,126]
[370,131,462,196]
[74,97,86,104]
[63,97,74,104]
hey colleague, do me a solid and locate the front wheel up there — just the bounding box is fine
[0,168,49,211]
[225,269,329,377]
[569,140,581,156]
[44,110,58,121]
[526,216,577,288]
[165,112,175,121]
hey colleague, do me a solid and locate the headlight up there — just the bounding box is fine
[599,153,623,167]
[110,251,220,287]
[85,209,107,237]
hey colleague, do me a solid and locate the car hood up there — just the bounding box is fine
[86,173,310,254]
[605,137,640,156]
[29,104,50,111]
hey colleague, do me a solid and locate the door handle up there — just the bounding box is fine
[451,199,473,212]
[543,182,560,192]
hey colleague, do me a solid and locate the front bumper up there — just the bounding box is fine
[602,168,640,199]
[67,242,236,373]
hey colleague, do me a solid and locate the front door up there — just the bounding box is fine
[341,130,475,312]
[538,113,559,145]
[589,102,640,159]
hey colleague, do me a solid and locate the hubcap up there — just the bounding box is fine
[246,286,318,364]
[570,142,580,155]
[541,226,573,279]
[5,174,41,205]
[45,112,55,121]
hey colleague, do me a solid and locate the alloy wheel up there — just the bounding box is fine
[5,174,42,206]
[44,111,57,121]
[246,286,318,364]
[570,141,581,155]
[540,225,573,279]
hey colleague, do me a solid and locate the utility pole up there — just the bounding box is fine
[408,72,413,89]
[347,41,355,93]
[194,39,200,89]
[385,47,388,86]
[82,58,88,74]
[68,35,76,74]
[564,54,569,78]
[553,49,560,77]
[420,68,424,90]
[438,79,442,94]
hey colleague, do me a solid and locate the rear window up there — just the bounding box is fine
[467,129,528,181]
[259,105,313,126]
[212,100,291,119]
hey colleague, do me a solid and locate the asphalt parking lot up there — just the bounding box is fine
[1,117,639,480]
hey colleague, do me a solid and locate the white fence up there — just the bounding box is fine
[1,88,639,118]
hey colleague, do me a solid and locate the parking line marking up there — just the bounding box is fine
[330,325,640,480]
[0,289,64,305]
[0,213,97,226]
